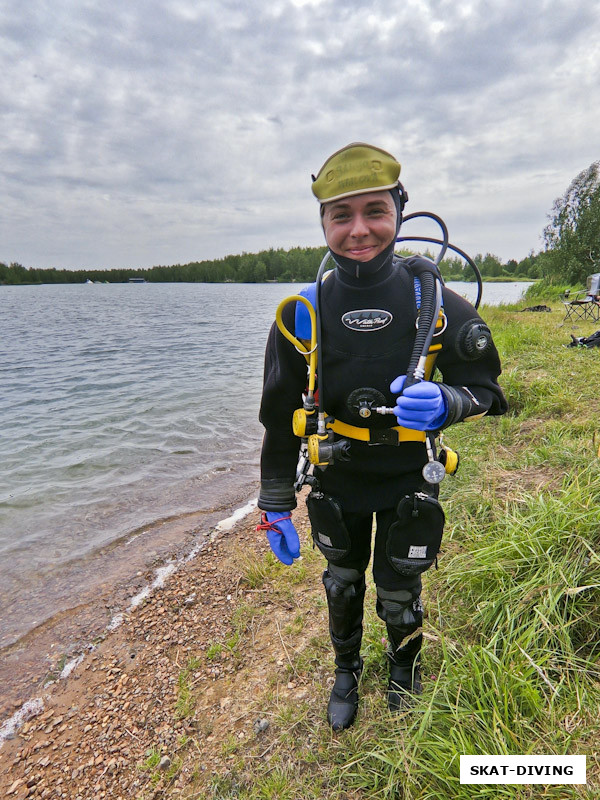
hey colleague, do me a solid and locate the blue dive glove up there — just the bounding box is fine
[258,511,301,565]
[390,375,448,431]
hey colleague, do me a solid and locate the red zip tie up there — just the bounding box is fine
[256,512,292,532]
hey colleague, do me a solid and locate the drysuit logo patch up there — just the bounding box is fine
[341,309,393,331]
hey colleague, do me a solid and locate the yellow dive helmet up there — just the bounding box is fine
[311,142,402,204]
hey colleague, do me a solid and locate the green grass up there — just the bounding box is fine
[175,656,201,719]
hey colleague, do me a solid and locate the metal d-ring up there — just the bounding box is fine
[415,311,447,336]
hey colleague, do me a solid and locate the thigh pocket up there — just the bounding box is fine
[306,491,351,563]
[387,492,445,576]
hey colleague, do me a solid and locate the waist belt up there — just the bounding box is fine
[327,418,426,445]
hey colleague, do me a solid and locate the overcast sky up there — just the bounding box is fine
[2,0,599,270]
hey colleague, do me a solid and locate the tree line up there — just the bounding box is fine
[0,246,327,285]
[0,246,539,286]
[2,162,598,287]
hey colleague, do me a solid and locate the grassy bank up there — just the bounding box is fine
[166,300,600,798]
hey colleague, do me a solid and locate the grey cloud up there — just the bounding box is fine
[1,0,600,268]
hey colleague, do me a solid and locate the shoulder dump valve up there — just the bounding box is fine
[456,319,492,360]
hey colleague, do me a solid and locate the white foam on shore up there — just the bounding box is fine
[59,653,85,680]
[0,697,45,746]
[129,562,177,609]
[106,612,124,631]
[213,498,257,533]
[108,498,258,626]
[0,497,259,748]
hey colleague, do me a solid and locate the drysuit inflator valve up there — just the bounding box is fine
[347,387,389,419]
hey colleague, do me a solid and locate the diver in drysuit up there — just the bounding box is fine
[257,142,507,730]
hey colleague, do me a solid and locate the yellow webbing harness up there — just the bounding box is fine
[275,292,446,448]
[327,418,426,444]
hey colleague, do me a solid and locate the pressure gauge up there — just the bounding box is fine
[422,460,446,484]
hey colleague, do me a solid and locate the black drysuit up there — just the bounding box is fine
[258,253,507,670]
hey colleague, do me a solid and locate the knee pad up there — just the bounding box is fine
[307,491,351,563]
[323,567,366,654]
[386,492,445,576]
[323,565,365,599]
[376,586,423,629]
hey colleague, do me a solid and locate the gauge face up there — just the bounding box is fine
[422,460,446,484]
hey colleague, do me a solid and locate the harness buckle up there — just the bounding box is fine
[369,428,399,446]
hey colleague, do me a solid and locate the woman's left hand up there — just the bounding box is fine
[390,376,448,431]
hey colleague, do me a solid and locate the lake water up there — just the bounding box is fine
[0,279,531,712]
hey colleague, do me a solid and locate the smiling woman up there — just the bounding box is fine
[321,192,397,263]
[257,141,508,731]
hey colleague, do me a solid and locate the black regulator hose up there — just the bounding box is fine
[396,213,447,390]
[403,269,442,390]
[400,211,450,264]
[398,235,483,310]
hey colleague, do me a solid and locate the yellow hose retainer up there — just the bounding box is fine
[275,296,317,399]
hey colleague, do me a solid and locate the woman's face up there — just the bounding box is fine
[321,190,397,262]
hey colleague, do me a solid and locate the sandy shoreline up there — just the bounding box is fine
[0,495,259,731]
[1,497,315,798]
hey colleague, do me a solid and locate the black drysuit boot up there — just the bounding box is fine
[328,658,363,731]
[377,587,424,712]
[323,568,366,730]
[387,626,423,711]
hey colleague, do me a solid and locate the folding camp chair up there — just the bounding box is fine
[563,272,600,323]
